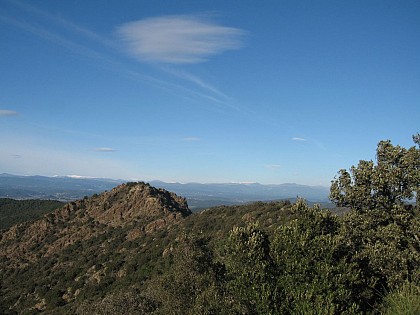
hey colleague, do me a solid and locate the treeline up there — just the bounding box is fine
[0,198,63,230]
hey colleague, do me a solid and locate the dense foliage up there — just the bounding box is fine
[330,134,419,211]
[0,135,419,314]
[0,198,63,230]
[81,200,417,315]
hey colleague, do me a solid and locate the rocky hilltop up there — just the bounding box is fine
[0,182,191,267]
[0,181,297,314]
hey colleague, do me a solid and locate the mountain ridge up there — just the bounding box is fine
[0,181,297,313]
[0,173,330,207]
[0,182,190,268]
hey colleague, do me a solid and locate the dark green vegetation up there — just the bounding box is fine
[0,135,419,314]
[0,199,64,230]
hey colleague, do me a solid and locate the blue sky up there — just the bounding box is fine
[0,0,419,186]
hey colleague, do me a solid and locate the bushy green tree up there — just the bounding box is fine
[338,204,420,310]
[224,223,279,315]
[330,135,420,211]
[147,233,227,315]
[271,200,361,314]
[330,135,420,310]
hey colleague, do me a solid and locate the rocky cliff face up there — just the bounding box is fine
[85,182,190,224]
[0,182,191,267]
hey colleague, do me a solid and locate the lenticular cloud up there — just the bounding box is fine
[116,15,244,64]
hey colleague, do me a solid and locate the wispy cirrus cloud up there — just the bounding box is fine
[116,15,245,64]
[0,14,118,68]
[7,0,115,48]
[162,67,231,100]
[0,109,18,116]
[93,147,117,152]
[2,2,245,112]
[291,137,307,141]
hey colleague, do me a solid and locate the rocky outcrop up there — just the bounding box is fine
[0,182,191,266]
[85,182,190,225]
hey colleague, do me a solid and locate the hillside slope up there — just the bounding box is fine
[0,182,192,313]
[0,198,64,230]
[2,181,417,314]
[0,182,298,314]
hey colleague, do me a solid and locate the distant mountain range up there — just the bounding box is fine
[0,173,330,209]
[0,173,123,201]
[148,180,331,208]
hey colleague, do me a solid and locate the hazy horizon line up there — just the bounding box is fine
[0,172,330,187]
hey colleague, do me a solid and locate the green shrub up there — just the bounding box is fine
[382,282,420,315]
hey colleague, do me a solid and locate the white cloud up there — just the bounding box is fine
[93,147,117,152]
[116,15,245,64]
[3,3,243,110]
[291,137,307,141]
[0,109,18,116]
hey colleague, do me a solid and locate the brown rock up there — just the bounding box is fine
[0,182,191,267]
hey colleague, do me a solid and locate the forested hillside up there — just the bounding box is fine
[0,136,419,314]
[0,199,64,230]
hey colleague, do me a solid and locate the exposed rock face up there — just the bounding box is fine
[85,182,190,225]
[0,182,191,266]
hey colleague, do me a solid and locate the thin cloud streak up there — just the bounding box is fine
[0,109,18,116]
[93,147,117,152]
[161,67,231,100]
[8,0,116,49]
[116,15,245,64]
[291,137,307,141]
[0,15,116,66]
[125,67,240,112]
[1,5,245,113]
[0,15,224,109]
